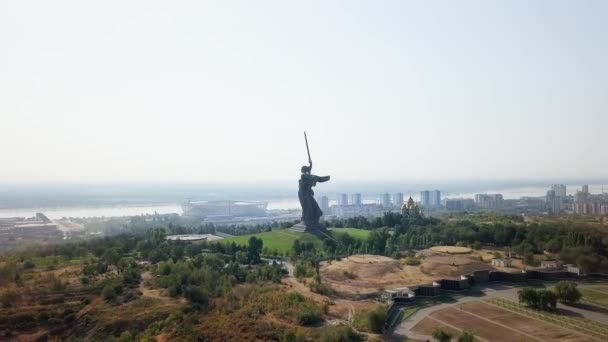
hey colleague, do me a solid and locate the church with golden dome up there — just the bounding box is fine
[401,196,421,217]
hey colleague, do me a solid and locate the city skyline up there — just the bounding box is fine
[2,1,608,183]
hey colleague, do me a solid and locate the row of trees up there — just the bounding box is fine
[323,212,608,273]
[518,281,582,311]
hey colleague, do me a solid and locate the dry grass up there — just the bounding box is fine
[429,246,472,254]
[320,255,438,295]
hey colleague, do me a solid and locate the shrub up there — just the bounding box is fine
[37,311,50,322]
[50,276,65,292]
[404,256,421,266]
[554,280,581,304]
[319,325,363,342]
[310,281,334,295]
[343,271,357,279]
[1,289,19,308]
[297,306,322,326]
[366,307,387,333]
[458,330,476,342]
[102,285,117,301]
[80,297,91,305]
[184,286,209,309]
[432,328,452,342]
[23,260,35,269]
[63,313,76,324]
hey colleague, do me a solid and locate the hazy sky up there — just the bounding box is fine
[2,1,607,183]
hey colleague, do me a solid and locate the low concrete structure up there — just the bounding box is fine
[492,258,512,267]
[165,234,224,242]
[540,259,562,269]
[414,282,441,297]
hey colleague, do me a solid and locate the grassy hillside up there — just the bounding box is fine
[328,227,370,240]
[221,228,370,254]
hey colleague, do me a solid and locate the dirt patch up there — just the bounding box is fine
[282,261,377,322]
[320,252,497,295]
[320,255,438,295]
[430,246,472,254]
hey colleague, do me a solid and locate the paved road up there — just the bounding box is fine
[391,282,608,340]
[391,284,525,341]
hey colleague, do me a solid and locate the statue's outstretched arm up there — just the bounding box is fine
[316,175,330,183]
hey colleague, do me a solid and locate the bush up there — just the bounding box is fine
[297,305,322,326]
[342,271,357,279]
[280,330,306,342]
[366,307,387,333]
[458,330,476,342]
[432,328,452,342]
[554,280,581,304]
[404,256,421,266]
[319,325,363,342]
[310,281,334,295]
[37,311,50,322]
[63,313,76,324]
[1,289,19,308]
[518,287,557,310]
[23,260,35,269]
[184,286,209,309]
[102,285,117,301]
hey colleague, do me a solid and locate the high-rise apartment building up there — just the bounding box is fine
[420,191,430,207]
[393,193,404,208]
[550,184,567,197]
[546,190,562,215]
[338,193,348,206]
[475,194,504,209]
[420,190,441,208]
[320,196,329,212]
[351,193,362,205]
[381,193,391,207]
[429,190,441,207]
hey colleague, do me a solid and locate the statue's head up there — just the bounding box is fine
[301,166,311,174]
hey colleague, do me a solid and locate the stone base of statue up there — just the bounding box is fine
[289,221,329,237]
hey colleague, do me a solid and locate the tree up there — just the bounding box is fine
[458,330,476,342]
[554,281,582,304]
[366,307,387,333]
[432,328,452,342]
[518,287,539,308]
[247,236,263,264]
[537,290,557,310]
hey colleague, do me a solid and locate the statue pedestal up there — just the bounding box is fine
[289,221,328,235]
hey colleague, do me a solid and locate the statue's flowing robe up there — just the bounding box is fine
[298,174,329,225]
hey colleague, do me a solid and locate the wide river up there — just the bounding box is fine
[0,184,604,219]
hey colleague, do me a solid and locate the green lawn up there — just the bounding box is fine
[221,228,370,255]
[328,227,371,240]
[580,286,608,306]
